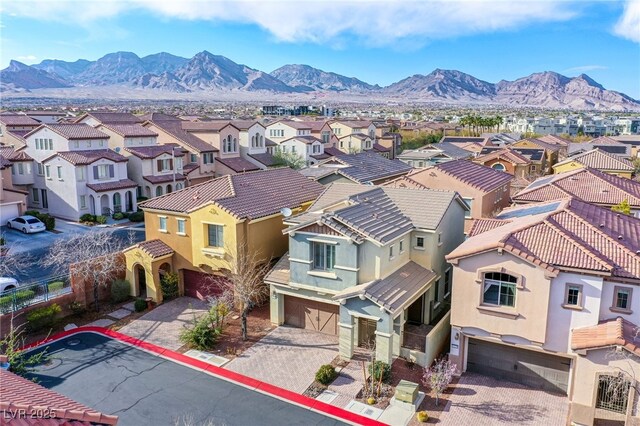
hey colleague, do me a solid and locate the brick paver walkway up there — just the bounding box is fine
[118,297,208,351]
[437,373,569,425]
[225,326,338,393]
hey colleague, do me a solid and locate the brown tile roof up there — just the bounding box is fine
[28,124,110,140]
[181,121,237,132]
[572,317,639,356]
[468,218,513,236]
[182,163,199,174]
[248,153,277,167]
[272,120,312,130]
[323,146,343,157]
[86,179,138,192]
[0,369,118,425]
[333,120,372,129]
[513,167,640,208]
[589,136,624,145]
[474,148,530,165]
[81,112,142,124]
[282,135,323,145]
[0,147,32,162]
[139,112,181,122]
[538,135,571,147]
[149,120,217,153]
[554,148,634,172]
[124,144,185,159]
[101,124,158,138]
[130,239,174,259]
[408,159,514,193]
[0,114,40,126]
[139,167,324,220]
[265,138,277,147]
[227,119,263,130]
[372,143,390,152]
[143,173,185,184]
[45,150,128,165]
[448,198,640,280]
[516,138,560,152]
[216,156,260,173]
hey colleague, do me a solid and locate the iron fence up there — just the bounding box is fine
[0,275,71,314]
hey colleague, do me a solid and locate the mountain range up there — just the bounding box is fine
[1,50,638,110]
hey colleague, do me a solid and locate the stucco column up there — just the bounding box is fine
[375,313,394,364]
[269,285,284,326]
[338,311,355,360]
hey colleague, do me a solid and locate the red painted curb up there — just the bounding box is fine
[23,326,389,426]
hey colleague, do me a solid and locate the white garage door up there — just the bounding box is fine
[0,204,19,226]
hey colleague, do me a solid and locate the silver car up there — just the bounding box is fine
[6,215,46,234]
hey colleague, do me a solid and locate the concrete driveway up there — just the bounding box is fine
[118,297,209,351]
[438,373,569,425]
[225,326,338,393]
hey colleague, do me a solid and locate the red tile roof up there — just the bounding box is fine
[474,148,530,165]
[572,317,640,356]
[448,198,640,280]
[128,239,174,259]
[0,147,32,163]
[80,112,142,124]
[468,218,512,235]
[45,150,128,166]
[101,124,158,138]
[215,156,260,173]
[513,167,640,208]
[408,159,514,193]
[0,114,40,126]
[181,121,237,132]
[86,179,138,192]
[143,173,186,184]
[555,148,634,172]
[0,369,118,425]
[29,124,110,140]
[516,138,561,152]
[538,135,571,147]
[124,144,185,159]
[139,167,324,220]
[248,153,277,167]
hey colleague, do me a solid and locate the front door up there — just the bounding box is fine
[357,318,377,347]
[41,189,48,209]
[407,295,424,325]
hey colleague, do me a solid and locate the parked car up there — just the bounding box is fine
[6,215,46,234]
[0,277,18,294]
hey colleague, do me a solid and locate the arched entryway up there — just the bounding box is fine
[99,194,109,216]
[156,186,163,197]
[125,191,133,212]
[113,192,122,213]
[134,264,147,298]
[145,186,151,198]
[89,195,96,215]
[166,184,172,194]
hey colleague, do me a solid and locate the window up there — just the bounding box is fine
[157,158,173,172]
[291,146,296,153]
[313,144,321,154]
[37,163,44,176]
[17,163,24,175]
[492,163,506,172]
[389,245,394,259]
[32,188,39,203]
[177,219,186,235]
[80,195,86,209]
[322,131,330,143]
[564,284,583,307]
[93,164,114,180]
[76,167,85,181]
[313,242,335,271]
[612,286,632,312]
[159,216,167,232]
[399,240,404,253]
[156,186,163,197]
[482,272,517,307]
[463,197,473,218]
[207,224,224,247]
[202,152,214,164]
[596,374,631,414]
[56,166,63,179]
[45,165,51,179]
[444,269,451,296]
[438,233,442,244]
[74,141,79,149]
[416,236,425,248]
[190,153,197,163]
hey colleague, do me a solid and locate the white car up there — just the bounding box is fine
[6,215,46,234]
[0,277,18,294]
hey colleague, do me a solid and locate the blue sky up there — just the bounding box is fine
[1,0,639,98]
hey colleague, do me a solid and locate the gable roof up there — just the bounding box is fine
[100,124,158,138]
[181,121,238,132]
[0,114,40,126]
[139,167,324,220]
[126,239,174,259]
[538,134,571,147]
[282,135,323,145]
[514,137,560,152]
[407,159,514,193]
[474,148,530,165]
[215,156,261,173]
[554,148,634,172]
[269,120,312,130]
[139,112,181,122]
[124,144,184,159]
[44,149,128,165]
[78,112,143,125]
[148,120,217,153]
[448,198,640,280]
[513,167,640,208]
[572,317,639,356]
[26,124,110,140]
[328,152,412,183]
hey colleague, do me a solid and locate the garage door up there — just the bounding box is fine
[284,296,338,335]
[0,204,18,226]
[466,338,571,394]
[183,270,228,300]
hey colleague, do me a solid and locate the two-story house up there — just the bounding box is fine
[277,135,326,166]
[0,150,28,224]
[386,160,513,233]
[300,152,413,185]
[553,148,635,179]
[329,120,376,142]
[446,198,640,425]
[124,144,186,198]
[512,138,560,172]
[123,168,324,302]
[0,114,40,148]
[337,133,374,154]
[266,183,467,366]
[265,120,313,143]
[226,120,277,170]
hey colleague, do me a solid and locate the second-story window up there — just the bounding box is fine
[482,272,517,307]
[313,242,335,271]
[207,224,224,247]
[463,198,473,218]
[57,166,63,180]
[159,216,167,232]
[565,284,583,307]
[45,165,51,179]
[202,152,214,164]
[190,153,197,163]
[389,245,394,259]
[177,219,186,235]
[612,286,632,312]
[157,158,173,172]
[93,164,114,180]
[416,236,424,248]
[76,167,85,181]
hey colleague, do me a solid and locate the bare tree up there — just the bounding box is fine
[41,230,128,311]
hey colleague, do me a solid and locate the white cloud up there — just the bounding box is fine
[563,65,608,73]
[2,0,579,46]
[614,0,640,43]
[17,54,38,62]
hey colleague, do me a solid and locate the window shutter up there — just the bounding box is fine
[93,166,98,179]
[157,159,162,171]
[169,159,173,170]
[217,225,224,247]
[109,164,114,177]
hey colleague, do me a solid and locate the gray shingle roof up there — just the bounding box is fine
[332,152,412,183]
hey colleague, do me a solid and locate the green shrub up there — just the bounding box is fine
[47,281,65,293]
[110,279,131,303]
[180,315,219,350]
[0,290,36,313]
[315,364,337,385]
[136,196,148,203]
[121,212,130,219]
[368,361,391,383]
[160,272,179,301]
[128,211,144,222]
[112,212,124,220]
[134,298,147,312]
[26,303,61,332]
[80,213,96,223]
[0,237,5,246]
[24,210,39,216]
[95,215,108,225]
[23,211,55,230]
[68,301,85,315]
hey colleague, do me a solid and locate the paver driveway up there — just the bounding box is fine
[118,297,208,350]
[438,373,569,425]
[226,326,338,393]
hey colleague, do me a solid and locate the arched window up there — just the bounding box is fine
[233,138,237,152]
[492,163,506,172]
[113,192,121,209]
[166,184,172,194]
[176,182,183,190]
[482,272,517,307]
[156,186,163,197]
[259,135,264,147]
[251,135,256,148]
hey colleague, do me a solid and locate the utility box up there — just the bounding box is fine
[394,380,419,404]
